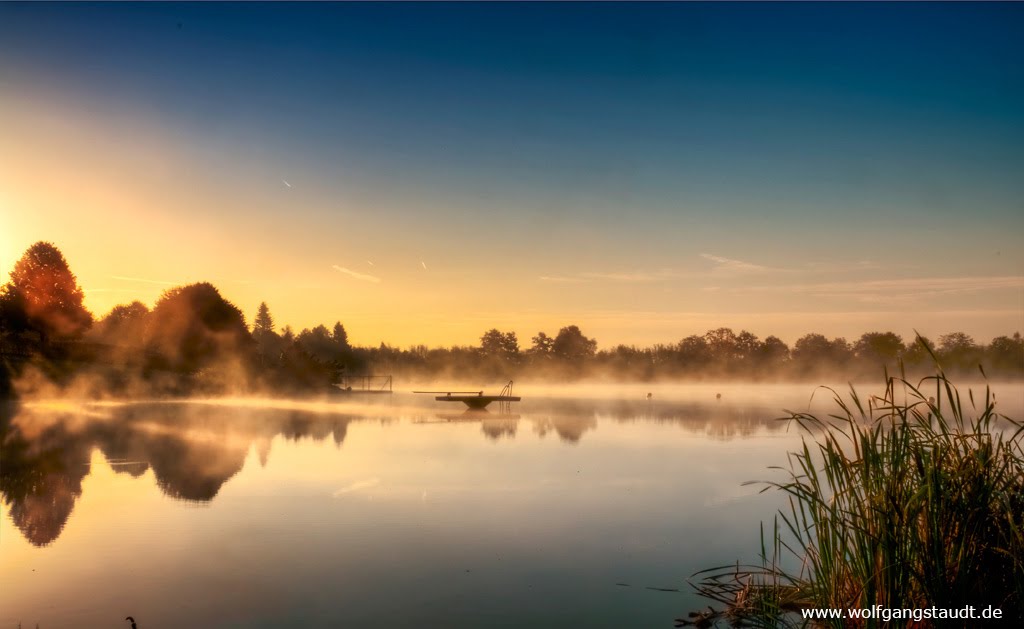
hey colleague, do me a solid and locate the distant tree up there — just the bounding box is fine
[480,329,504,355]
[146,282,251,375]
[96,301,150,346]
[280,325,295,344]
[704,327,739,363]
[938,332,975,354]
[552,325,597,362]
[830,337,854,363]
[937,332,981,371]
[500,331,519,356]
[530,332,554,355]
[757,335,790,367]
[480,329,519,361]
[792,333,850,374]
[252,302,275,337]
[854,332,904,366]
[734,330,762,362]
[903,335,937,369]
[332,322,350,350]
[249,302,283,367]
[3,242,92,343]
[987,333,1024,373]
[297,325,336,363]
[677,335,710,370]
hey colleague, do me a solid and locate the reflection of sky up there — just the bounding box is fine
[2,3,1022,347]
[3,382,1021,626]
[1,396,795,627]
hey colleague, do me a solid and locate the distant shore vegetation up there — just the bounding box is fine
[1,242,1022,399]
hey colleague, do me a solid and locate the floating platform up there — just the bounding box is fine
[328,386,393,395]
[433,394,521,410]
[415,381,520,409]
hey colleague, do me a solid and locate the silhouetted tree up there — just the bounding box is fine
[705,327,739,364]
[792,333,851,375]
[757,335,790,369]
[250,302,283,368]
[145,283,252,379]
[987,333,1024,374]
[3,242,92,344]
[252,302,275,337]
[332,322,350,350]
[552,325,597,362]
[854,332,905,369]
[297,325,336,363]
[530,332,554,355]
[937,332,980,371]
[734,330,762,362]
[95,301,150,347]
[903,335,936,369]
[480,329,518,359]
[677,335,711,371]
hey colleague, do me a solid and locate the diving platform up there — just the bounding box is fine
[415,381,520,409]
[432,393,521,409]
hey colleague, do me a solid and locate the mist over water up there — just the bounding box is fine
[2,381,1020,627]
[0,388,788,627]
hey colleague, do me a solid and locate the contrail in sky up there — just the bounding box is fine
[332,265,381,283]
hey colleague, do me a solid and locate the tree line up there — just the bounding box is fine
[1,242,1021,399]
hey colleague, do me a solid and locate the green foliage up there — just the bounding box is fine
[690,365,1024,627]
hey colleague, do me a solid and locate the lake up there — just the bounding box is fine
[2,382,1019,628]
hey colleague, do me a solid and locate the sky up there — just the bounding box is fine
[2,3,1022,348]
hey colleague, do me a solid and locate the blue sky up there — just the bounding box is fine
[2,2,1022,346]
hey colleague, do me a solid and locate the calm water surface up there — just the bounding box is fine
[2,383,1019,628]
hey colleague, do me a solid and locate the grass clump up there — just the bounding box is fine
[685,367,1024,627]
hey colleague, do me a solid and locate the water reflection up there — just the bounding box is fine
[0,395,784,547]
[0,400,358,546]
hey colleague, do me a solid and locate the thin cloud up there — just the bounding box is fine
[539,275,587,283]
[747,276,1024,303]
[332,265,381,283]
[541,269,680,284]
[110,275,179,285]
[581,271,668,282]
[699,253,770,273]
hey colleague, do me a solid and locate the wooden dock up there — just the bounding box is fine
[414,381,520,409]
[432,394,521,409]
[331,374,393,395]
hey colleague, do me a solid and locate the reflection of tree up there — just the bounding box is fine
[524,398,785,442]
[0,402,360,546]
[481,418,518,440]
[136,432,247,502]
[0,409,91,546]
[531,415,598,443]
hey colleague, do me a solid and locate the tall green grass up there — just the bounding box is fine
[686,368,1024,627]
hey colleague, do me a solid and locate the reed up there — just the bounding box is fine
[686,361,1024,627]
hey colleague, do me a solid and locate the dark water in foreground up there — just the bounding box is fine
[2,383,1019,628]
